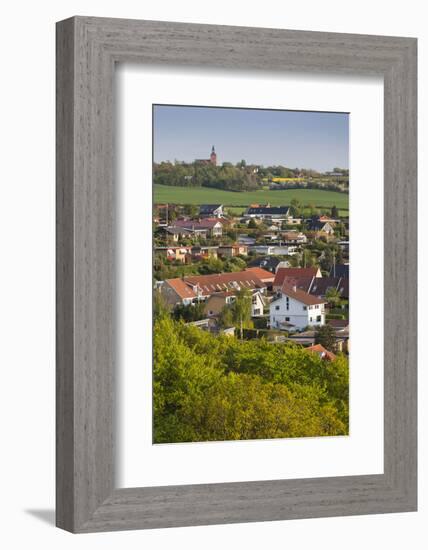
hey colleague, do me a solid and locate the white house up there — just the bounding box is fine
[269,283,326,332]
[249,245,297,256]
[251,290,267,317]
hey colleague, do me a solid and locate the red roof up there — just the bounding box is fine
[281,283,326,306]
[185,271,265,297]
[165,278,197,300]
[306,344,336,361]
[245,267,275,282]
[273,267,320,287]
[282,276,313,293]
[173,218,222,230]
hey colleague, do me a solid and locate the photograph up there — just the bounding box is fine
[153,104,350,444]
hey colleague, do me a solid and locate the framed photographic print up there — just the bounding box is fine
[56,17,417,532]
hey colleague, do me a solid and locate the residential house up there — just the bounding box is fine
[154,246,191,264]
[285,217,303,226]
[310,276,349,300]
[287,327,349,353]
[244,206,292,221]
[237,234,256,246]
[273,267,322,291]
[204,289,266,318]
[191,245,219,260]
[184,271,266,299]
[280,231,307,244]
[306,343,336,361]
[251,290,267,316]
[247,256,290,273]
[329,263,349,278]
[159,269,267,309]
[172,218,223,238]
[318,215,338,224]
[199,204,224,218]
[269,282,326,331]
[159,278,201,308]
[249,244,298,256]
[326,320,350,354]
[307,217,335,236]
[217,244,248,258]
[204,291,237,317]
[244,267,275,286]
[327,319,349,330]
[277,275,349,300]
[163,226,193,243]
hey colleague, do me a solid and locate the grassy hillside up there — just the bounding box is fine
[154,184,349,211]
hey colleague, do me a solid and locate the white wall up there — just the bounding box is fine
[0,1,425,548]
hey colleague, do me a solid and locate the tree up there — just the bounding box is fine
[320,246,338,272]
[153,290,170,320]
[224,257,246,272]
[325,287,341,308]
[231,288,252,339]
[199,257,225,274]
[173,302,206,322]
[314,325,336,352]
[300,248,315,268]
[153,317,349,443]
[248,218,257,229]
[183,203,199,218]
[218,305,234,329]
[290,198,302,217]
[308,203,319,217]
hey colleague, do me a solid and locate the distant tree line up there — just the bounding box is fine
[154,161,348,193]
[154,161,258,192]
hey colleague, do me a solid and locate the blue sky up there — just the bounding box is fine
[153,105,349,172]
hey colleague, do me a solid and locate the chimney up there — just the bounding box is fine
[292,285,297,292]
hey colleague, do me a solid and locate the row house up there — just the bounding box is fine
[159,269,271,309]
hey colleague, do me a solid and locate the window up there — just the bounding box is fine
[303,305,307,310]
[254,309,260,315]
[310,317,313,322]
[285,317,290,322]
[275,305,280,311]
[316,315,322,322]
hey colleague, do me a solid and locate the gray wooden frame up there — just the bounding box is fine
[56,16,417,533]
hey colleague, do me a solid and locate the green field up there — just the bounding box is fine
[154,184,349,211]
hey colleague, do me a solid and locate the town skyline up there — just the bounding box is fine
[153,104,349,172]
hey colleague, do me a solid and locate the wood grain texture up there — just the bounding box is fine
[56,16,417,533]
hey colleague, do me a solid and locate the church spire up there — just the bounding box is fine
[210,145,217,165]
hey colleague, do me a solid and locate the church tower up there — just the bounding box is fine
[210,145,217,166]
